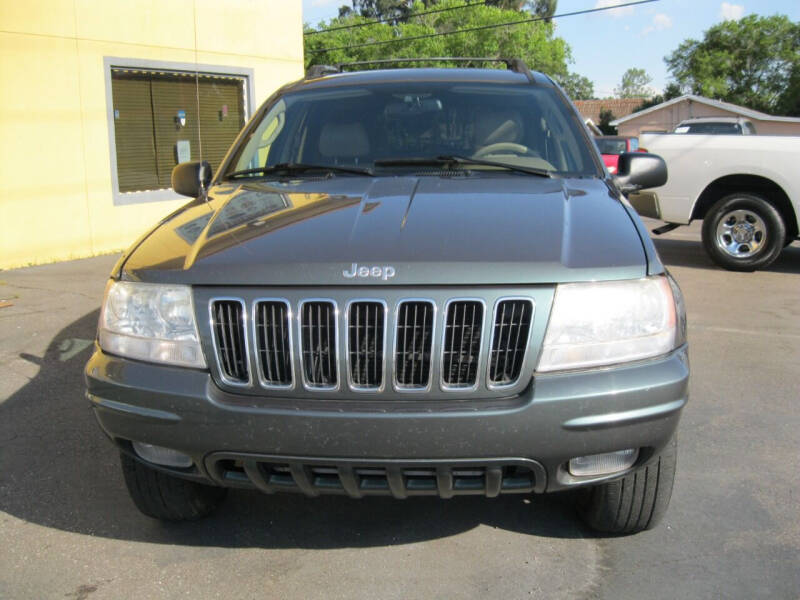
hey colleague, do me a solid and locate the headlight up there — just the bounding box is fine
[98,281,206,368]
[537,275,684,372]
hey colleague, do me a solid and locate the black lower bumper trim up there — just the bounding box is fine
[205,453,547,498]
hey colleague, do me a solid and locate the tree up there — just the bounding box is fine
[486,0,528,9]
[556,72,594,100]
[633,82,682,112]
[348,0,412,23]
[598,108,616,135]
[487,0,557,19]
[528,0,557,23]
[306,0,571,80]
[665,15,800,116]
[614,68,653,98]
[776,64,800,116]
[336,0,557,22]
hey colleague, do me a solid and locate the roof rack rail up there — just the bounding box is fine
[305,64,340,79]
[304,57,535,83]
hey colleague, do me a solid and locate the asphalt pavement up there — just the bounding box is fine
[1,220,798,599]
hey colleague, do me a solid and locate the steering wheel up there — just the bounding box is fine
[473,142,535,158]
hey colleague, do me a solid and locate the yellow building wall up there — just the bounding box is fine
[0,0,304,270]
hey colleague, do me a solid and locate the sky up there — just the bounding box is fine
[301,0,800,98]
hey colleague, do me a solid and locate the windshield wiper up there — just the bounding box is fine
[374,155,552,178]
[225,162,374,180]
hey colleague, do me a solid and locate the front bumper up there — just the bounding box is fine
[85,345,689,495]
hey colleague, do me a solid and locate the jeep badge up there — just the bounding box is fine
[342,263,396,281]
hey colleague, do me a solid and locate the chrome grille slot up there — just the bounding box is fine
[254,300,292,387]
[488,299,533,387]
[347,301,385,389]
[206,292,536,397]
[300,300,338,389]
[210,299,249,384]
[442,300,484,388]
[395,301,434,389]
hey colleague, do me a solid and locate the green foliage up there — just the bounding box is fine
[665,15,800,116]
[306,0,569,78]
[530,0,557,20]
[598,108,616,135]
[487,0,557,18]
[776,65,800,116]
[556,72,594,100]
[343,0,412,22]
[485,0,528,9]
[337,0,557,20]
[633,82,682,112]
[614,68,653,99]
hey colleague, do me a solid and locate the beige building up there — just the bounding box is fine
[1,0,304,270]
[611,94,800,137]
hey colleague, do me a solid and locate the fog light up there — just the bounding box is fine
[132,441,193,468]
[568,449,638,477]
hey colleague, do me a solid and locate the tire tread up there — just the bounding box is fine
[120,452,226,521]
[578,435,677,534]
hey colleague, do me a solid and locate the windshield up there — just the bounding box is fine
[596,138,628,155]
[677,122,742,134]
[227,81,598,177]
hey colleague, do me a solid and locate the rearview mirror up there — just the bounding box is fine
[385,97,443,118]
[171,160,212,198]
[613,152,667,195]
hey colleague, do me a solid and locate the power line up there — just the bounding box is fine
[305,1,489,36]
[308,0,659,55]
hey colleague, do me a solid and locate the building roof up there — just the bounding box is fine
[610,94,800,126]
[573,98,645,124]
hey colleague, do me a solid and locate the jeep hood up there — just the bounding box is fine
[120,176,647,285]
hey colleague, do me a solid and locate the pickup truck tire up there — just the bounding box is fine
[120,453,226,520]
[701,194,785,271]
[576,434,677,534]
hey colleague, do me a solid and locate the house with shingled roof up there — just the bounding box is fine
[573,99,646,133]
[610,94,800,137]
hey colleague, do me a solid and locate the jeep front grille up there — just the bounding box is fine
[347,301,386,389]
[254,300,292,387]
[207,294,535,396]
[210,299,249,384]
[394,301,434,389]
[442,300,484,388]
[300,300,338,389]
[488,299,534,387]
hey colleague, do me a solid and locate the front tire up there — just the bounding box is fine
[701,193,785,271]
[577,435,677,534]
[120,453,226,521]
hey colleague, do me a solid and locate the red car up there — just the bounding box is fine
[595,136,642,174]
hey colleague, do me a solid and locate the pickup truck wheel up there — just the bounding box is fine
[120,453,226,521]
[576,435,677,534]
[701,194,785,271]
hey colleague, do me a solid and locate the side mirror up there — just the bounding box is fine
[171,160,212,198]
[613,152,667,195]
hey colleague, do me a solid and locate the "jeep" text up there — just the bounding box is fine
[342,263,396,280]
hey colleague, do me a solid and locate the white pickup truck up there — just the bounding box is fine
[628,133,800,271]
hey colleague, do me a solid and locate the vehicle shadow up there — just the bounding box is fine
[652,237,800,274]
[0,310,593,549]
